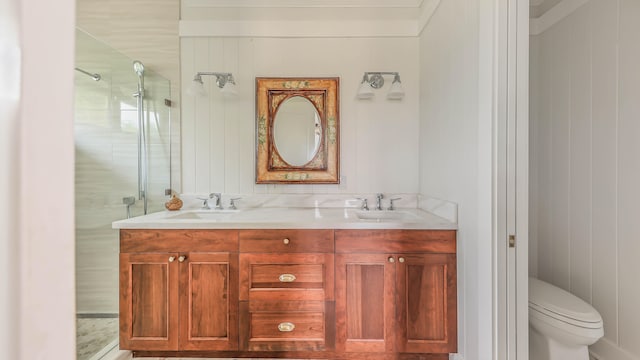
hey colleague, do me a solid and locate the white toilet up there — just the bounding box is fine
[529,277,604,360]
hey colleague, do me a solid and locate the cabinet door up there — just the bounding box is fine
[335,254,396,353]
[179,252,239,350]
[119,253,179,350]
[396,253,457,353]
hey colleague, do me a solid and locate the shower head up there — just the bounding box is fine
[133,60,144,76]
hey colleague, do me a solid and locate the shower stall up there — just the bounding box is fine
[74,29,171,360]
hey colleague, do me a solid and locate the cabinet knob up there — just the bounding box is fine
[169,256,176,263]
[278,322,295,332]
[388,256,395,263]
[398,257,405,263]
[279,274,297,283]
[283,238,290,245]
[178,255,187,262]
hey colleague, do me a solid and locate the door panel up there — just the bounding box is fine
[335,254,395,353]
[119,253,178,350]
[396,253,457,353]
[179,252,238,350]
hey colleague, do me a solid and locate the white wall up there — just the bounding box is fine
[418,0,493,359]
[1,0,76,358]
[530,1,640,359]
[0,1,21,357]
[180,37,420,195]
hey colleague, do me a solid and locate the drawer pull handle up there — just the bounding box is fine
[283,238,290,245]
[279,274,297,282]
[278,322,295,332]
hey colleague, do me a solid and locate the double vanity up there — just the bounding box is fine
[114,203,458,359]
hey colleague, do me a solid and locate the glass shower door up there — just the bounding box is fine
[74,29,171,360]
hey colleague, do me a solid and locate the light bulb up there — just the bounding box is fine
[186,75,207,97]
[357,75,374,99]
[387,74,404,100]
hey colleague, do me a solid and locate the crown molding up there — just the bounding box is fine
[417,0,442,35]
[530,0,588,35]
[180,20,419,38]
[183,0,424,8]
[179,0,445,37]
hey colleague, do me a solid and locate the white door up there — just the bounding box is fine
[496,0,529,359]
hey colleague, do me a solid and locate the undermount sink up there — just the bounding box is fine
[355,210,420,222]
[167,210,239,220]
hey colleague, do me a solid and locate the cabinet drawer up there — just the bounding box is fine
[250,264,324,289]
[335,229,456,254]
[240,253,334,301]
[239,230,333,253]
[240,301,335,352]
[250,312,324,340]
[120,229,238,253]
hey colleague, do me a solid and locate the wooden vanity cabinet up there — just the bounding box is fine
[335,230,458,355]
[119,227,457,359]
[119,230,239,352]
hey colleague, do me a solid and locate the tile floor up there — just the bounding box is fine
[76,317,119,360]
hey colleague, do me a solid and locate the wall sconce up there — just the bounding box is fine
[357,72,405,100]
[187,72,237,96]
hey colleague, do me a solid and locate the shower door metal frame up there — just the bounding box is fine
[133,60,149,215]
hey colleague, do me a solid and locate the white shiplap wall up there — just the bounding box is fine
[180,37,420,195]
[418,0,494,358]
[530,0,640,359]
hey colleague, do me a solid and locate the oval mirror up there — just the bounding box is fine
[273,96,322,166]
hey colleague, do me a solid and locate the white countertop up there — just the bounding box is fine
[112,207,457,230]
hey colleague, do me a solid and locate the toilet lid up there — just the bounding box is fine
[529,277,603,327]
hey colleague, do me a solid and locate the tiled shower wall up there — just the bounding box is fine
[75,30,171,313]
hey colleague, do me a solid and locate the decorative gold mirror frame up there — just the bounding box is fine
[256,77,340,183]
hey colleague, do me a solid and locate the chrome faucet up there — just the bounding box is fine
[229,197,241,210]
[388,197,401,211]
[356,198,369,211]
[211,193,223,210]
[198,193,215,209]
[198,193,223,210]
[375,193,384,211]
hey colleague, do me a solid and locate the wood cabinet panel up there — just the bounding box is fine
[240,301,335,352]
[240,253,334,301]
[396,254,457,353]
[179,252,239,351]
[120,253,179,350]
[335,230,456,254]
[335,254,396,353]
[120,229,238,252]
[249,300,325,312]
[250,312,325,340]
[240,252,335,352]
[250,264,324,288]
[240,229,334,253]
